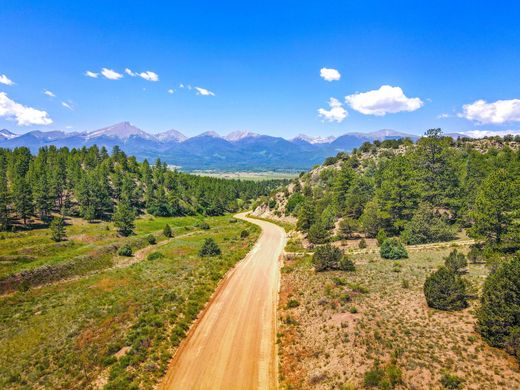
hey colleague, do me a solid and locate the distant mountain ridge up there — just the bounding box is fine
[0,121,487,171]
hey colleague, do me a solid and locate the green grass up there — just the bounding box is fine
[0,215,260,389]
[0,215,201,280]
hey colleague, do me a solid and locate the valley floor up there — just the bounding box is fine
[278,237,520,389]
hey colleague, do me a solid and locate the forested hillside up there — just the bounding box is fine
[262,129,520,368]
[0,145,283,231]
[264,130,520,252]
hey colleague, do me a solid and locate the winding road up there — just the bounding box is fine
[159,213,286,390]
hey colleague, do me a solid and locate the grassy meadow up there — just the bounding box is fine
[0,215,259,389]
[278,238,520,389]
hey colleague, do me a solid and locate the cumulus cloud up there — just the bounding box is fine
[0,74,14,86]
[101,68,123,80]
[125,68,136,76]
[43,90,56,97]
[0,92,53,126]
[85,70,99,78]
[61,101,73,110]
[320,68,341,82]
[461,130,520,138]
[318,97,348,123]
[138,71,159,82]
[168,89,174,94]
[195,87,215,96]
[458,99,520,124]
[345,85,423,116]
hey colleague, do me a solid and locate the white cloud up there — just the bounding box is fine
[0,74,14,86]
[85,70,99,78]
[437,113,449,119]
[168,89,174,94]
[125,68,136,76]
[461,130,520,138]
[195,86,215,96]
[61,101,73,110]
[318,97,348,123]
[101,68,123,80]
[43,89,56,97]
[320,68,341,82]
[138,71,159,82]
[0,92,53,126]
[345,85,423,116]
[458,99,520,124]
[179,83,185,88]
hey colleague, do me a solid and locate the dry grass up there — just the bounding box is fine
[278,239,520,389]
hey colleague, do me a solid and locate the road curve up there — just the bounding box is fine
[159,212,286,390]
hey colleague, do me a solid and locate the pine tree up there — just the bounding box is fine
[49,216,66,242]
[470,169,519,245]
[163,224,173,238]
[0,152,10,230]
[113,201,135,236]
[13,175,33,225]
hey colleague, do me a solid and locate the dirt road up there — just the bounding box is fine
[159,213,286,390]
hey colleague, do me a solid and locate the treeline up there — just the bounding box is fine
[277,129,519,253]
[0,145,282,230]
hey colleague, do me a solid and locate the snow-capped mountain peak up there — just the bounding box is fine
[293,133,336,144]
[86,121,156,140]
[155,129,187,142]
[0,129,17,140]
[224,131,260,142]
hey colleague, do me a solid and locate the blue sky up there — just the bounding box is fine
[1,1,520,138]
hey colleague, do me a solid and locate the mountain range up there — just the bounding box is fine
[0,122,451,171]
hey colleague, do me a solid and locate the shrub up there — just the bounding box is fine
[286,299,300,308]
[146,234,156,245]
[312,244,344,272]
[376,229,387,246]
[467,244,483,263]
[49,217,66,242]
[444,249,467,274]
[195,221,210,230]
[285,193,305,215]
[364,361,402,389]
[147,251,165,261]
[163,224,173,238]
[477,256,520,359]
[338,256,355,272]
[338,217,358,240]
[424,266,467,310]
[380,238,408,259]
[401,203,456,245]
[440,372,464,389]
[118,244,132,257]
[268,198,277,209]
[199,238,221,257]
[307,222,330,244]
[240,229,249,238]
[358,238,367,249]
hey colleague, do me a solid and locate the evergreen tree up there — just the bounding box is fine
[199,238,221,257]
[0,152,10,230]
[163,224,173,238]
[113,201,136,236]
[49,216,66,242]
[424,266,467,311]
[470,169,519,245]
[376,155,418,234]
[13,175,33,225]
[477,256,520,359]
